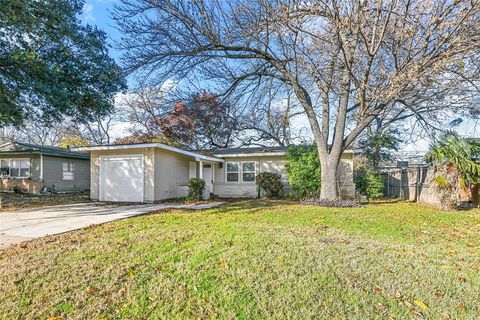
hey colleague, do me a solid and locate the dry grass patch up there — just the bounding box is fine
[0,192,90,211]
[1,201,479,319]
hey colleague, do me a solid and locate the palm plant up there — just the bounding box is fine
[425,132,480,210]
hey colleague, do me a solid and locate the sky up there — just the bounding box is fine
[80,1,122,62]
[79,1,478,154]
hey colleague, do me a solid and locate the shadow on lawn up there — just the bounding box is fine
[208,198,296,215]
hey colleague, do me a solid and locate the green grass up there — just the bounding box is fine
[1,200,480,319]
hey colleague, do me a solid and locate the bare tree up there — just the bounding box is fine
[0,122,65,146]
[240,87,306,146]
[114,0,480,199]
[116,85,174,135]
[0,114,117,147]
[66,114,117,145]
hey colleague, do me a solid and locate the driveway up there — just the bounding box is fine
[0,202,222,249]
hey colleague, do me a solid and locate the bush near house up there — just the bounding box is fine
[286,145,321,198]
[256,172,282,197]
[188,178,205,201]
[354,167,384,200]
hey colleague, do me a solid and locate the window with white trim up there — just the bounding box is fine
[226,162,239,182]
[242,162,256,182]
[0,159,9,177]
[0,158,30,178]
[63,161,75,180]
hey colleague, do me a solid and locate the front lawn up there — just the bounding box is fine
[0,192,90,211]
[1,201,479,319]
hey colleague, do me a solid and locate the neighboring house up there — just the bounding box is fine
[73,143,355,202]
[0,142,90,193]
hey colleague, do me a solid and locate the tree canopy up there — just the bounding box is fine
[0,0,126,126]
[114,0,480,199]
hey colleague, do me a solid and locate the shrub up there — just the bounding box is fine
[188,178,205,200]
[12,185,25,194]
[285,145,321,198]
[354,167,384,200]
[256,172,282,197]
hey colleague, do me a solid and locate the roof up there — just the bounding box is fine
[210,146,289,156]
[72,142,223,163]
[73,143,356,160]
[209,145,355,157]
[0,142,90,159]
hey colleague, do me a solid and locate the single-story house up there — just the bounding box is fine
[73,143,355,202]
[0,142,90,193]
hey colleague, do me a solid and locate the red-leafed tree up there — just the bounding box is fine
[150,92,240,150]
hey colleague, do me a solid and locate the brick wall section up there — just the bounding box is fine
[1,179,44,193]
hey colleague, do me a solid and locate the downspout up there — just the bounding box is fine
[416,166,420,203]
[40,154,43,180]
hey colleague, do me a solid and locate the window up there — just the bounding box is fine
[63,161,75,180]
[0,160,9,177]
[19,160,30,178]
[226,162,239,182]
[0,159,30,178]
[242,162,256,182]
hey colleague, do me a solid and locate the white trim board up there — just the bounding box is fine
[73,143,223,163]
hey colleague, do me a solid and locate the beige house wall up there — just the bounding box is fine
[90,148,155,202]
[213,152,355,199]
[90,147,355,202]
[153,148,193,200]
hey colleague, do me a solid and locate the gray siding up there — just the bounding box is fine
[42,156,90,192]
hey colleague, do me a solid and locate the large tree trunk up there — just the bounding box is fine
[472,183,480,208]
[319,153,342,200]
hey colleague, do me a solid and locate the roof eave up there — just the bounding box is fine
[214,149,354,158]
[72,143,223,163]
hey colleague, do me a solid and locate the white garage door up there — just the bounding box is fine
[100,155,144,202]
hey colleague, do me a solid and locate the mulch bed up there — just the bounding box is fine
[301,198,363,208]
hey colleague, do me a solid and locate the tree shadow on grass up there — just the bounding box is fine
[168,198,295,216]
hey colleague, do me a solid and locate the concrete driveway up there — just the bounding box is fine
[0,202,222,249]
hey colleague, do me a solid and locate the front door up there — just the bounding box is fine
[203,164,213,199]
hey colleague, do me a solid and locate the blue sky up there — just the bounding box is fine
[80,1,122,62]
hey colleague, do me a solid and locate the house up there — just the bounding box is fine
[0,142,90,193]
[73,143,355,202]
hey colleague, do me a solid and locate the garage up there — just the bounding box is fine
[99,155,144,202]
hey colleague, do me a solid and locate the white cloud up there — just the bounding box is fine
[82,3,95,23]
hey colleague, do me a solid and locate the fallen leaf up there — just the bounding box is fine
[439,311,450,318]
[411,310,424,318]
[47,317,60,320]
[414,300,429,310]
[374,286,382,293]
[86,287,94,296]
